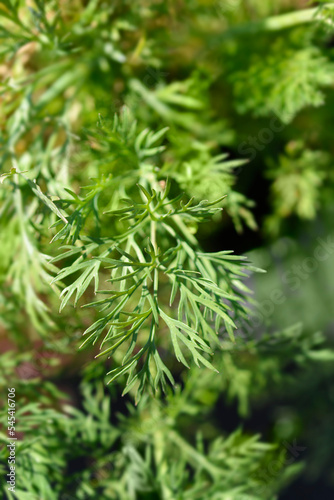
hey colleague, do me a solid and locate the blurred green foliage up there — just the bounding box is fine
[1,0,334,498]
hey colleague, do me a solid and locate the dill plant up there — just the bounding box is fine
[1,1,334,499]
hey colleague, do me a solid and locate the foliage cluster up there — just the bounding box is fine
[1,1,334,498]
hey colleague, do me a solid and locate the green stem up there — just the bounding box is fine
[223,5,334,38]
[152,407,174,500]
[150,220,160,319]
[150,219,157,249]
[168,430,224,479]
[162,213,198,248]
[12,163,34,257]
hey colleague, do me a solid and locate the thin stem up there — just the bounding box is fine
[168,430,224,479]
[222,5,334,38]
[150,220,159,317]
[152,406,174,500]
[150,219,157,250]
[12,159,34,257]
